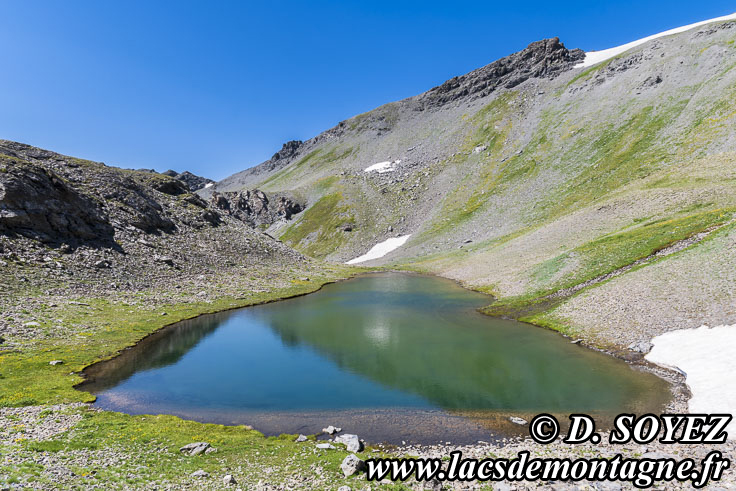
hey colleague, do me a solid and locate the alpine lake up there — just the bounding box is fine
[80,273,671,445]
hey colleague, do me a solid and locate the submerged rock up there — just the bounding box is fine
[509,416,528,426]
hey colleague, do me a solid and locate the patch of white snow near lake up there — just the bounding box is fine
[364,160,401,174]
[346,235,411,265]
[646,324,736,440]
[204,183,214,189]
[577,12,736,68]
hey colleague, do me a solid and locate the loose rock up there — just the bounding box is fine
[179,442,211,456]
[340,454,366,477]
[335,433,363,452]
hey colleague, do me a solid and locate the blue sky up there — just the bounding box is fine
[1,1,734,180]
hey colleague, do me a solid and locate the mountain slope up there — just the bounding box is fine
[212,17,736,348]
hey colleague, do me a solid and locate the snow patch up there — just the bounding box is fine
[646,324,736,440]
[578,12,736,68]
[364,160,401,174]
[346,235,411,264]
[204,183,214,189]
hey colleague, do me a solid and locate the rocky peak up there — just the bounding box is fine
[420,37,584,108]
[271,140,303,162]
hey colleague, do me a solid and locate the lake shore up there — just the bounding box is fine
[0,264,727,489]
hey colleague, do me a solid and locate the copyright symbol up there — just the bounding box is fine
[529,414,560,444]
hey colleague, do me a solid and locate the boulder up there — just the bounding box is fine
[179,442,211,456]
[295,434,308,442]
[190,469,209,478]
[322,425,341,435]
[340,454,366,477]
[223,474,237,485]
[335,433,363,452]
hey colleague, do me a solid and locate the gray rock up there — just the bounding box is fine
[295,434,308,442]
[179,442,211,456]
[340,454,366,477]
[49,360,63,366]
[322,425,341,435]
[337,487,351,491]
[335,433,363,452]
[423,478,443,490]
[23,321,40,327]
[628,341,653,353]
[223,474,237,485]
[94,259,111,269]
[155,256,175,266]
[316,443,336,450]
[191,469,209,478]
[509,416,528,425]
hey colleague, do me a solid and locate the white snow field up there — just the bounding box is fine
[646,324,736,440]
[346,235,411,264]
[578,12,736,68]
[364,160,401,173]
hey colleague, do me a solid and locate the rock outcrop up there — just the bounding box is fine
[419,37,584,108]
[162,170,214,192]
[210,189,303,227]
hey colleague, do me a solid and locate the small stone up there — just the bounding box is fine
[322,425,341,435]
[295,434,308,442]
[316,443,335,450]
[509,416,528,425]
[23,321,40,327]
[340,454,366,477]
[335,433,363,452]
[223,474,237,485]
[571,338,582,344]
[191,469,209,478]
[179,442,210,456]
[423,478,443,490]
[338,487,351,491]
[204,447,217,454]
[49,360,64,366]
[94,259,111,269]
[155,256,175,266]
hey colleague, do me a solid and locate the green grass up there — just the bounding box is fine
[484,208,732,318]
[280,192,354,259]
[0,272,356,408]
[260,144,355,191]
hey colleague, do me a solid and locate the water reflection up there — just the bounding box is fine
[80,273,671,443]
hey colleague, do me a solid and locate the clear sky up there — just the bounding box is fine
[1,1,734,180]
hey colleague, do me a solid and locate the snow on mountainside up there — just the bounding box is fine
[579,12,736,67]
